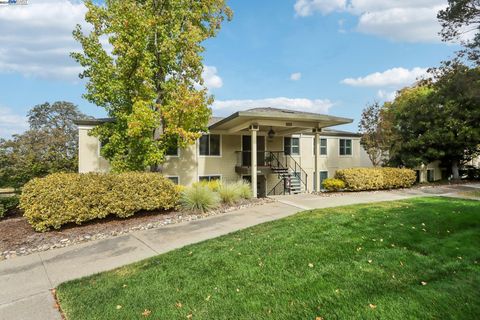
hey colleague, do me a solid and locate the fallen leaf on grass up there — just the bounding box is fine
[176,302,183,308]
[142,309,152,317]
[205,295,211,301]
[369,304,377,309]
[316,317,324,320]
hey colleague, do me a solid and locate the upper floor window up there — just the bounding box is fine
[199,134,221,156]
[320,139,327,155]
[313,138,327,156]
[339,139,352,156]
[165,137,179,156]
[284,137,300,155]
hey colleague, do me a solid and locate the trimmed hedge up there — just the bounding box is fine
[20,172,181,232]
[335,167,416,191]
[321,178,345,192]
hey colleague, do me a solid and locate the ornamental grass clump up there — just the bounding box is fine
[217,182,242,205]
[235,180,252,199]
[180,184,220,213]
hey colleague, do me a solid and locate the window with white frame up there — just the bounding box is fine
[166,176,179,185]
[339,139,352,156]
[199,175,221,182]
[284,137,300,155]
[199,134,221,156]
[314,138,327,155]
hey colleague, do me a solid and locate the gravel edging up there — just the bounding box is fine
[0,198,274,261]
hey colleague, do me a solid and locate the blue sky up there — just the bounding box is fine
[0,0,459,137]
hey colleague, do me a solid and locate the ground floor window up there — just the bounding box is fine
[199,175,221,182]
[166,176,179,185]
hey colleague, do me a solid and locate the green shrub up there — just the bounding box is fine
[218,183,242,205]
[236,180,252,199]
[20,172,180,232]
[321,178,345,192]
[0,195,19,219]
[180,184,220,213]
[335,167,416,191]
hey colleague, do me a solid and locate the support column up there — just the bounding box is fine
[314,129,321,192]
[250,125,259,198]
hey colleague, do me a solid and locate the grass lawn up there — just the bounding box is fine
[57,197,480,319]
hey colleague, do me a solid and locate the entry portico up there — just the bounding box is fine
[208,108,353,197]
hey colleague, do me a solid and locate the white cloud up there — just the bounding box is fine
[294,0,447,42]
[0,0,88,80]
[377,90,397,102]
[341,67,429,87]
[212,97,334,116]
[0,107,27,138]
[202,66,223,89]
[290,72,302,81]
[294,0,346,16]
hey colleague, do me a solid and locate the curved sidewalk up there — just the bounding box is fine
[1,184,477,319]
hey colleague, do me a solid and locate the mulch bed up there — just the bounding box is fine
[0,198,273,261]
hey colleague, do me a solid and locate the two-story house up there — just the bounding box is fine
[76,107,373,197]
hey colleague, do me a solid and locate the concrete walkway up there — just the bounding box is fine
[1,184,478,319]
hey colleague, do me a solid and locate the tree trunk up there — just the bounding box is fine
[451,160,460,180]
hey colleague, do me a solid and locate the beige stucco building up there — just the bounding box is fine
[76,108,376,197]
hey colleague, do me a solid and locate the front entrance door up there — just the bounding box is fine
[242,175,266,198]
[242,135,265,166]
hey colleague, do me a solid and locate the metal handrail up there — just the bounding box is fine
[235,151,308,195]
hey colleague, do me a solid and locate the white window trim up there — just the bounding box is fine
[313,137,328,157]
[284,136,300,156]
[198,134,222,158]
[165,176,180,184]
[198,174,222,182]
[338,138,353,157]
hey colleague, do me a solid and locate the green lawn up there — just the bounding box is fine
[57,197,480,320]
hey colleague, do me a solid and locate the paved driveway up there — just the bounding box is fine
[1,183,478,319]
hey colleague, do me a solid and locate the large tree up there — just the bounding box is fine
[387,65,480,179]
[438,0,480,64]
[72,0,232,172]
[358,101,393,167]
[0,102,89,188]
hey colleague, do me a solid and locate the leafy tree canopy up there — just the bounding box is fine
[72,0,232,172]
[438,0,480,64]
[358,101,394,167]
[0,102,89,188]
[386,65,480,179]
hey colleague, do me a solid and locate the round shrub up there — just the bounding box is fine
[321,178,345,192]
[335,167,416,191]
[180,184,220,213]
[20,172,180,232]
